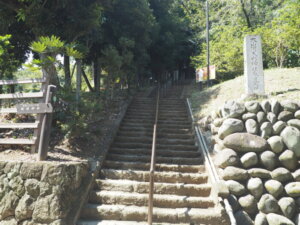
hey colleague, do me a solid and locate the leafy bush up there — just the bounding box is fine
[54,89,103,139]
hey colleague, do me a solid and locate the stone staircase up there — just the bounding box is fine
[78,87,229,225]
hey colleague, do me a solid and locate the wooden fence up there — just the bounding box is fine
[0,71,55,160]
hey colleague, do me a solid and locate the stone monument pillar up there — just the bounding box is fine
[244,35,265,95]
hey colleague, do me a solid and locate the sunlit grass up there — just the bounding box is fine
[188,68,300,118]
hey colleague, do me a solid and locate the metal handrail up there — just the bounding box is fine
[148,88,160,225]
[186,98,236,225]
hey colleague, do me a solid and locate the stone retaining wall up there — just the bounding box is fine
[209,99,300,225]
[0,161,90,225]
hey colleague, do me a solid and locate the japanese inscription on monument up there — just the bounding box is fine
[244,35,265,95]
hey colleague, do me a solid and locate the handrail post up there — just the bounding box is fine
[148,88,159,225]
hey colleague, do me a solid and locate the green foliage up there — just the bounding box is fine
[55,91,103,139]
[28,35,84,70]
[184,0,300,80]
[0,35,20,79]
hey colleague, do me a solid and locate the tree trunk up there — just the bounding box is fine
[41,53,60,87]
[76,59,82,106]
[64,55,71,87]
[239,0,252,29]
[93,58,100,93]
[82,68,94,92]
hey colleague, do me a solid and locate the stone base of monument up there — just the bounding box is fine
[240,93,268,101]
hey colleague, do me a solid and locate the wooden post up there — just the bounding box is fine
[37,85,55,161]
[76,59,82,107]
[31,69,49,154]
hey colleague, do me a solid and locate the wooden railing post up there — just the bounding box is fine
[37,85,56,161]
[148,88,159,225]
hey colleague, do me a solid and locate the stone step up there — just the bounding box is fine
[103,161,205,173]
[127,109,154,113]
[124,115,155,120]
[121,122,191,129]
[122,119,189,126]
[158,110,187,114]
[158,128,192,135]
[112,143,198,151]
[117,131,193,139]
[119,127,153,133]
[100,169,208,184]
[129,105,154,108]
[117,131,153,137]
[121,120,154,124]
[157,133,194,139]
[106,154,202,165]
[96,179,211,197]
[89,191,214,208]
[109,148,200,157]
[158,113,188,117]
[114,136,195,145]
[77,220,192,225]
[80,204,227,224]
[119,126,191,134]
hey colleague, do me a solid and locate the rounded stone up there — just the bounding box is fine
[260,122,273,139]
[245,119,258,135]
[234,210,254,225]
[288,119,300,130]
[25,179,40,199]
[264,180,284,198]
[258,194,279,213]
[280,126,300,157]
[267,136,284,154]
[267,112,277,124]
[238,194,257,214]
[273,121,287,135]
[243,113,257,121]
[245,101,261,113]
[271,168,293,183]
[266,213,295,225]
[281,100,299,112]
[285,182,300,197]
[222,166,249,181]
[257,111,267,125]
[293,169,300,181]
[222,101,246,118]
[278,111,294,122]
[260,151,277,170]
[15,194,34,221]
[210,124,219,135]
[261,100,271,113]
[247,177,264,199]
[215,148,239,169]
[223,133,268,153]
[279,150,298,171]
[278,197,296,219]
[225,180,246,196]
[241,152,258,168]
[218,118,244,139]
[213,118,225,127]
[248,168,271,179]
[271,100,281,115]
[295,110,300,119]
[254,213,268,225]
